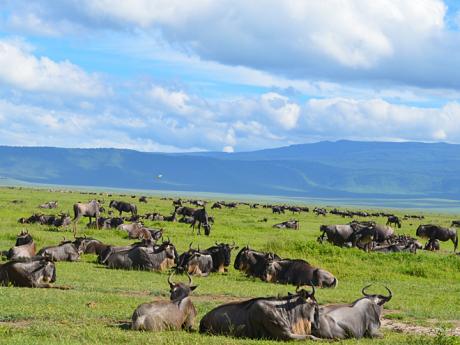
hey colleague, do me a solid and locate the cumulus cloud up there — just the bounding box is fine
[0,39,105,97]
[4,0,458,88]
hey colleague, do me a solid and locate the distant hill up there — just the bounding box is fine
[1,141,459,199]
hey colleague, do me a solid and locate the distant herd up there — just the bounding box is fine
[1,191,459,340]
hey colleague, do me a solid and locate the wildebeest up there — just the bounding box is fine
[318,224,355,247]
[451,220,460,227]
[416,224,458,252]
[272,206,285,214]
[39,201,58,209]
[72,236,108,255]
[73,200,101,234]
[273,220,299,230]
[101,240,177,271]
[139,196,148,203]
[199,286,319,340]
[349,222,395,252]
[234,246,281,279]
[177,248,213,277]
[190,208,211,236]
[263,258,337,288]
[109,200,137,216]
[0,257,56,288]
[211,202,222,209]
[313,207,327,216]
[37,240,82,262]
[132,272,198,331]
[386,215,401,228]
[205,242,237,273]
[424,239,440,251]
[6,230,36,260]
[312,285,392,339]
[118,223,152,240]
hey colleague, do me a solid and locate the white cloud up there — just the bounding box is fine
[223,145,234,153]
[261,92,300,130]
[0,39,105,97]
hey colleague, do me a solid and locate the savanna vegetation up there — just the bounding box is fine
[0,186,459,345]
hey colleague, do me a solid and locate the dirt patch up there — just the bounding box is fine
[382,318,460,337]
[0,319,33,328]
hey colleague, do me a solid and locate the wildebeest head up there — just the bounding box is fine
[292,285,320,331]
[312,268,338,288]
[157,240,177,261]
[168,272,197,301]
[360,284,392,306]
[16,230,33,246]
[109,200,116,208]
[35,257,57,283]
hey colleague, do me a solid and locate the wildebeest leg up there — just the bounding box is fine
[96,216,100,230]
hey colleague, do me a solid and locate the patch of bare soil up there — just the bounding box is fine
[0,319,33,328]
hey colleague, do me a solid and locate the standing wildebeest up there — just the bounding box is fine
[190,208,211,236]
[6,230,36,260]
[109,200,137,216]
[0,257,56,288]
[37,241,82,262]
[73,200,101,234]
[132,272,198,331]
[312,285,392,339]
[386,215,401,228]
[263,258,337,288]
[199,286,320,340]
[233,246,281,279]
[272,206,285,214]
[318,224,355,247]
[416,224,458,252]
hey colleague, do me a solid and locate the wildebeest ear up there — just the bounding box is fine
[190,285,198,291]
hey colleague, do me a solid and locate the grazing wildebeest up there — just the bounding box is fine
[233,246,281,279]
[39,201,58,209]
[318,224,355,247]
[272,206,285,214]
[190,208,211,236]
[211,202,222,209]
[102,240,177,271]
[263,258,337,288]
[139,196,148,203]
[199,286,320,340]
[205,242,238,273]
[313,207,327,216]
[386,215,401,228]
[451,220,460,227]
[109,200,137,216]
[416,224,458,252]
[37,241,82,262]
[6,230,36,260]
[132,272,197,331]
[312,285,392,339]
[73,200,101,234]
[0,257,56,288]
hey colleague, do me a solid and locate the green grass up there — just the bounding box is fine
[0,186,459,344]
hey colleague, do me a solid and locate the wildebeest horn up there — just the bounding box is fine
[362,284,372,297]
[189,242,193,249]
[309,283,316,297]
[186,272,193,286]
[168,271,175,286]
[383,286,392,301]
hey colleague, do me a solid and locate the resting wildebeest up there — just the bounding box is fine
[39,201,58,209]
[37,240,82,261]
[263,258,337,288]
[318,224,355,247]
[424,239,440,251]
[101,240,177,271]
[386,215,401,228]
[6,230,36,260]
[73,200,101,234]
[199,286,319,340]
[109,200,137,216]
[177,249,213,277]
[72,236,108,255]
[273,220,299,230]
[233,246,281,279]
[0,257,56,288]
[205,242,237,273]
[349,222,395,251]
[416,224,458,252]
[132,272,197,331]
[312,285,392,339]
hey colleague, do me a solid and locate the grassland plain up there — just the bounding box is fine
[0,186,459,345]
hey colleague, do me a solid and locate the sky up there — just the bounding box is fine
[0,0,460,153]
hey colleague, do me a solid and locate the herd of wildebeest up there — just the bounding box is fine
[1,192,459,340]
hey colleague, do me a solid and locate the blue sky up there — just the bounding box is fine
[0,0,460,152]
